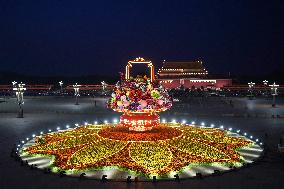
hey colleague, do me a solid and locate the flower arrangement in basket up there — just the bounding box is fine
[107,58,172,131]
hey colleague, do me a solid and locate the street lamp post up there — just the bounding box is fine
[269,82,279,107]
[12,81,17,87]
[263,80,268,97]
[59,81,63,95]
[101,81,107,94]
[248,82,255,99]
[11,81,17,99]
[13,82,26,118]
[73,83,81,105]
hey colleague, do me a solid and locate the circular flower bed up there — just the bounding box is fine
[19,123,262,179]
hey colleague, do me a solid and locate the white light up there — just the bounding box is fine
[182,120,186,124]
[32,134,36,137]
[172,119,176,123]
[244,132,247,136]
[210,124,215,127]
[17,144,20,147]
[104,120,108,124]
[21,141,25,144]
[48,129,52,132]
[260,142,263,145]
[57,127,60,130]
[16,148,18,150]
[84,122,88,125]
[256,139,259,142]
[40,131,43,134]
[250,136,253,139]
[75,123,79,127]
[237,130,240,133]
[162,119,166,123]
[113,119,118,124]
[26,138,29,141]
[201,122,205,126]
[94,121,98,124]
[228,128,232,131]
[220,125,224,129]
[191,121,195,125]
[66,125,70,129]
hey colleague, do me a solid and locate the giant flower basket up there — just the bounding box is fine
[107,57,172,131]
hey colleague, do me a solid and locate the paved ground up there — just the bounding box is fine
[0,96,284,189]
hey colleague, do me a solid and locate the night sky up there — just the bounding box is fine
[0,0,283,77]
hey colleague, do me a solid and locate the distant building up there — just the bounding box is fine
[157,60,232,89]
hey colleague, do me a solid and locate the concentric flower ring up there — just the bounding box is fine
[19,123,263,180]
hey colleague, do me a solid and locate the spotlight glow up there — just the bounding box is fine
[66,125,70,129]
[162,119,166,123]
[182,120,186,124]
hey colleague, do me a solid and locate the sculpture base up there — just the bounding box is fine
[120,113,159,132]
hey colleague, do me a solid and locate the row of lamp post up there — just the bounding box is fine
[10,79,279,118]
[10,79,109,117]
[248,81,279,107]
[59,81,81,105]
[11,81,83,118]
[58,81,89,105]
[59,81,107,105]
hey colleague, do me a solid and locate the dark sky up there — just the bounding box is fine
[0,0,283,76]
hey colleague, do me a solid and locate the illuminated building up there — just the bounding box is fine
[158,60,232,89]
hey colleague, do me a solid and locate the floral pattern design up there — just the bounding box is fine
[23,123,252,176]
